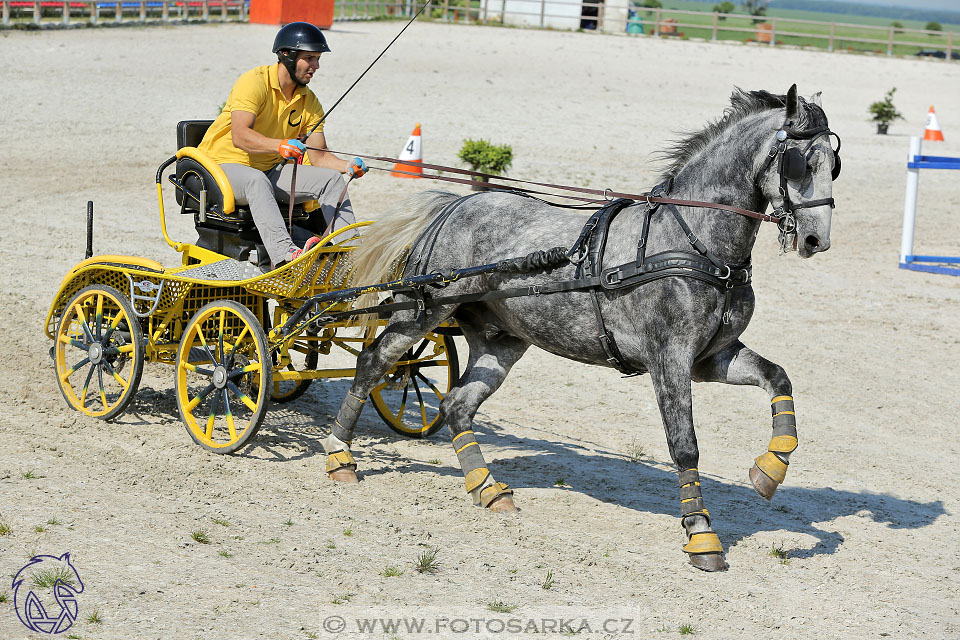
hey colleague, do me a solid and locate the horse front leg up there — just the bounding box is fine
[691,340,796,501]
[649,359,728,572]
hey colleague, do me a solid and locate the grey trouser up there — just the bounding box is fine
[221,162,357,265]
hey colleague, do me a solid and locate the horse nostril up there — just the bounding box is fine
[804,235,821,251]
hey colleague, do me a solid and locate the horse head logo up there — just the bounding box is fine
[12,553,84,635]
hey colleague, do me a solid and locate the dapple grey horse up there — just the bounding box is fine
[323,85,839,571]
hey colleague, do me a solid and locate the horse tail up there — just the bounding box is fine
[347,190,460,321]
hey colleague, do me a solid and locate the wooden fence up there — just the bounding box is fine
[333,1,958,61]
[0,0,247,26]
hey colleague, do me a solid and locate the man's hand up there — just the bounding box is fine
[346,157,368,178]
[278,138,306,160]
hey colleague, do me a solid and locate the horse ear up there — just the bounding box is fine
[59,552,71,562]
[810,91,823,107]
[784,84,799,125]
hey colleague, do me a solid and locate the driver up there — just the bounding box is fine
[198,22,368,269]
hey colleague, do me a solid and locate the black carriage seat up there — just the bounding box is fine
[169,119,314,263]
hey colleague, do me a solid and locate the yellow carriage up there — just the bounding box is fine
[45,121,459,453]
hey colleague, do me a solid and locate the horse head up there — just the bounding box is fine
[756,84,840,258]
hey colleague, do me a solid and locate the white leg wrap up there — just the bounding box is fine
[322,434,351,455]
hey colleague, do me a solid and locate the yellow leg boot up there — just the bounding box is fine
[750,395,798,501]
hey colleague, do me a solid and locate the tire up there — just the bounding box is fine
[54,284,145,421]
[175,300,271,454]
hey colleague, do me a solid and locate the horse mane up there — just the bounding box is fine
[656,88,829,181]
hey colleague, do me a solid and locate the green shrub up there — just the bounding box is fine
[458,139,513,176]
[868,88,903,127]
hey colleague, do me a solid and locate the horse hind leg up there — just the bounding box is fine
[442,321,529,513]
[691,340,796,501]
[325,309,452,483]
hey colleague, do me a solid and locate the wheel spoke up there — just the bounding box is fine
[415,371,444,400]
[61,357,91,382]
[79,362,96,406]
[412,376,428,428]
[104,344,136,356]
[73,304,97,344]
[98,366,108,409]
[226,381,258,412]
[412,340,429,359]
[228,362,261,378]
[102,307,125,342]
[396,384,409,420]
[186,382,216,412]
[224,390,238,441]
[100,358,129,390]
[180,361,214,377]
[218,310,226,363]
[226,324,250,356]
[94,294,104,340]
[59,334,89,351]
[206,388,220,439]
[195,327,219,367]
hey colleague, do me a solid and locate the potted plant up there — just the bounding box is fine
[458,139,513,190]
[868,87,904,134]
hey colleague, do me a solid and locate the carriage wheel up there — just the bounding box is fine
[363,326,460,439]
[176,301,271,454]
[54,285,145,421]
[270,332,319,404]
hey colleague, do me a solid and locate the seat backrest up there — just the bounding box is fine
[177,120,214,150]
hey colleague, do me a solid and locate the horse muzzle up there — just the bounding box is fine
[797,231,830,258]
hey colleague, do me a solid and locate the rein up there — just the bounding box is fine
[314,145,785,224]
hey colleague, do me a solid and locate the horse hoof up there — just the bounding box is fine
[486,494,519,513]
[329,468,359,484]
[749,463,778,501]
[688,552,728,572]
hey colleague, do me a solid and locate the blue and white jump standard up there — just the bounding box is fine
[900,136,960,276]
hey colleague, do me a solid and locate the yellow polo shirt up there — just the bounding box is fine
[199,64,324,171]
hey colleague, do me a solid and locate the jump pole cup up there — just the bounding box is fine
[900,136,921,266]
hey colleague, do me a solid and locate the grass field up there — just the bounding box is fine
[333,0,960,59]
[627,1,959,57]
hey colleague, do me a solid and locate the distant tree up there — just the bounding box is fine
[890,21,903,34]
[740,0,767,17]
[925,21,942,33]
[740,0,766,24]
[713,1,735,19]
[643,0,662,7]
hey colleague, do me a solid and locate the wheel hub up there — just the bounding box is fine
[213,365,228,389]
[88,342,104,364]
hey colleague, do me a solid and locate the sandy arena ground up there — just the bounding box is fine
[1,20,959,640]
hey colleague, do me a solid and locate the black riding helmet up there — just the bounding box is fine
[273,22,330,85]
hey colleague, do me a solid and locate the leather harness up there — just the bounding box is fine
[291,124,839,375]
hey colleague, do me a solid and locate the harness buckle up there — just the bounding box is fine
[717,265,732,280]
[602,188,614,201]
[603,270,622,287]
[529,285,543,296]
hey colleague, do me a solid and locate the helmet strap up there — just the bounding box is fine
[278,50,304,87]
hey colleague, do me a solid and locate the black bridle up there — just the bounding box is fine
[759,124,841,249]
[763,125,842,212]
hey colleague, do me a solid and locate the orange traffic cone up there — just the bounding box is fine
[391,123,423,178]
[924,105,945,141]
